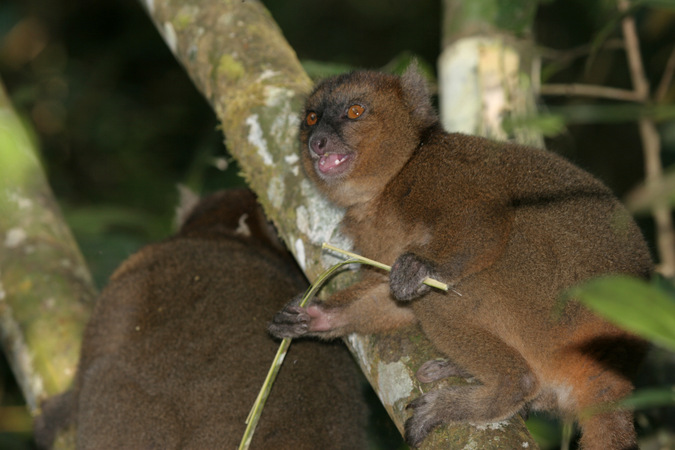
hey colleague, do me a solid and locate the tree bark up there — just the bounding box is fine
[439,0,543,147]
[0,82,95,413]
[139,0,541,447]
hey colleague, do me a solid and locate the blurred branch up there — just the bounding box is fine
[655,45,675,103]
[539,38,626,81]
[539,39,625,62]
[0,80,95,413]
[619,0,675,278]
[540,83,641,101]
[620,4,649,99]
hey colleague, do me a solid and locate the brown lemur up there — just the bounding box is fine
[34,189,369,449]
[268,65,653,449]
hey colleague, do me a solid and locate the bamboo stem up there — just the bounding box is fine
[321,242,458,294]
[239,258,358,449]
[238,338,291,450]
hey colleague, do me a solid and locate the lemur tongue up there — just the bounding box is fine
[318,153,348,173]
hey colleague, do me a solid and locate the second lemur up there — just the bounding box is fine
[269,64,652,449]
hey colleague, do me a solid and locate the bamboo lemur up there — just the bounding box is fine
[269,65,653,449]
[34,189,369,449]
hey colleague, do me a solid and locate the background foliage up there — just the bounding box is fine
[0,0,674,448]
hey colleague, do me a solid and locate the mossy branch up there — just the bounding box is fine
[0,81,95,414]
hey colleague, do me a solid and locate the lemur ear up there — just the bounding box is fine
[401,60,437,129]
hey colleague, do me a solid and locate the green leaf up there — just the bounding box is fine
[502,113,567,137]
[300,60,356,81]
[525,416,562,449]
[584,6,626,75]
[621,387,675,410]
[568,276,675,352]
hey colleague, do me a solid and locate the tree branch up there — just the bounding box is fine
[0,81,95,413]
[538,39,625,63]
[620,3,649,99]
[540,83,642,101]
[655,45,675,103]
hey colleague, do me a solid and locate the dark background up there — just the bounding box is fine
[0,0,674,447]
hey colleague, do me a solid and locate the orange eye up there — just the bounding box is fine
[306,112,318,126]
[347,104,364,119]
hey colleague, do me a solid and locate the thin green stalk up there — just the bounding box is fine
[561,419,574,450]
[239,258,358,450]
[322,242,459,295]
[239,338,290,449]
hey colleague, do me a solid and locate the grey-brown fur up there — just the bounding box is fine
[35,189,368,449]
[269,65,652,449]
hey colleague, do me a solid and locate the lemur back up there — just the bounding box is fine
[35,189,369,449]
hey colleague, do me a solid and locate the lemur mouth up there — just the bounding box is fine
[317,153,353,175]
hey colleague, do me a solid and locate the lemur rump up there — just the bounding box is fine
[269,66,652,449]
[34,189,368,449]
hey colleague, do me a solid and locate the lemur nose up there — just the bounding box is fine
[310,136,327,155]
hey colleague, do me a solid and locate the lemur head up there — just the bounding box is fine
[299,63,438,207]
